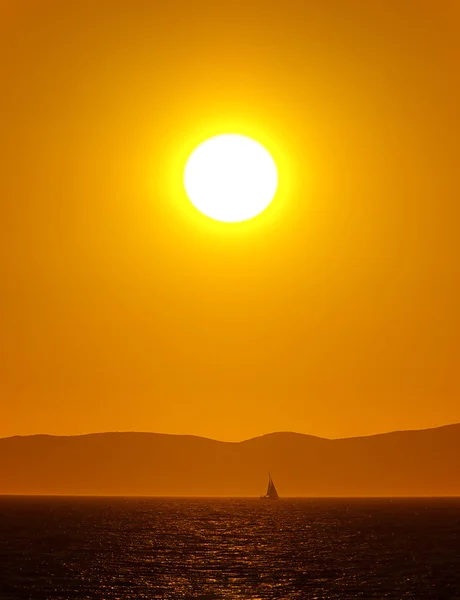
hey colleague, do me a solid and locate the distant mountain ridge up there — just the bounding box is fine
[1,424,459,496]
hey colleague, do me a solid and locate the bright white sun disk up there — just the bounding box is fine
[183,134,278,223]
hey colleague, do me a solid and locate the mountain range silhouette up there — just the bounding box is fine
[1,424,459,496]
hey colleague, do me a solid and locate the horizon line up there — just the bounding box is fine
[1,494,460,499]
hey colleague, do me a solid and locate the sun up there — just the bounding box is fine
[183,134,278,223]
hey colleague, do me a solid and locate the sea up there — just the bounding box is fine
[0,497,459,599]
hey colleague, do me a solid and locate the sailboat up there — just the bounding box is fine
[260,473,280,500]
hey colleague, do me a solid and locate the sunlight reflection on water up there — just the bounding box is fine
[0,497,459,599]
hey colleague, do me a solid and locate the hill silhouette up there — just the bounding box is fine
[0,424,459,496]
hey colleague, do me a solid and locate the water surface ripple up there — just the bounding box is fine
[0,497,459,599]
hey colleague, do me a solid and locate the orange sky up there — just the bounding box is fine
[1,0,459,441]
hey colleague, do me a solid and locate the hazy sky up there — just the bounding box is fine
[1,0,459,441]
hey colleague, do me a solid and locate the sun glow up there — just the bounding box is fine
[183,134,278,223]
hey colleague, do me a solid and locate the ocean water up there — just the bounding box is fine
[0,497,459,599]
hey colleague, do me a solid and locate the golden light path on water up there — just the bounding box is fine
[2,497,459,598]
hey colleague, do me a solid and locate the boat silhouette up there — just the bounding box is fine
[260,473,279,500]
